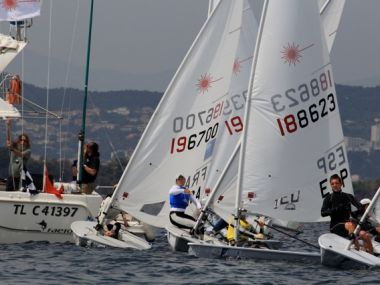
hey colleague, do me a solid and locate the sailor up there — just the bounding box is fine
[104,221,122,239]
[358,198,380,242]
[226,212,266,245]
[321,174,362,237]
[169,174,202,230]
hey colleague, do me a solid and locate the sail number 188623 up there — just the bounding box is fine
[277,93,336,136]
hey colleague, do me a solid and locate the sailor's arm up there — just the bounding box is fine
[321,194,335,217]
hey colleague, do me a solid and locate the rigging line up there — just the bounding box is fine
[43,0,53,188]
[59,0,80,180]
[88,95,124,171]
[254,219,319,250]
[21,33,25,172]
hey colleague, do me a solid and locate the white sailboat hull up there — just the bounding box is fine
[71,221,151,250]
[0,191,102,243]
[188,243,321,263]
[166,225,201,252]
[166,225,228,253]
[319,233,380,268]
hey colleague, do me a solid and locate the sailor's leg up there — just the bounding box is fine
[169,212,196,229]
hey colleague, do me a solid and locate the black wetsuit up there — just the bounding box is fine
[321,191,362,237]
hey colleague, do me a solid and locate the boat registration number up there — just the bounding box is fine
[13,204,79,217]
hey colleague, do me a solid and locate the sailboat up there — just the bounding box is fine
[188,0,352,262]
[0,1,103,243]
[71,0,244,249]
[319,187,380,267]
[166,0,348,252]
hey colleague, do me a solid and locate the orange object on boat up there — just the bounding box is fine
[6,75,22,105]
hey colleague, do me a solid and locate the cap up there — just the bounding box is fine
[360,198,371,205]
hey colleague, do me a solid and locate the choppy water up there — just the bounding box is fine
[0,223,379,285]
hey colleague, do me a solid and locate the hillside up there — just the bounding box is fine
[1,83,380,182]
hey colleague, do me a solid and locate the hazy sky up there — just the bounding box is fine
[2,0,380,91]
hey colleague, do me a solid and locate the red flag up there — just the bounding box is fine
[44,167,64,199]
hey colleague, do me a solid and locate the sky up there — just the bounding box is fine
[2,0,380,92]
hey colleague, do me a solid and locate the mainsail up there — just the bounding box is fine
[239,0,352,222]
[206,0,348,224]
[112,0,243,228]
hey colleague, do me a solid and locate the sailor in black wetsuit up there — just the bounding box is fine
[321,174,362,238]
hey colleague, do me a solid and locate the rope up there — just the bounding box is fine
[254,219,319,250]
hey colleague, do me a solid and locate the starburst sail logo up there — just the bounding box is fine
[196,73,222,94]
[281,43,302,66]
[0,0,41,21]
[281,42,314,66]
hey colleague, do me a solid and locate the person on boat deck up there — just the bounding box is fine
[345,199,380,254]
[77,142,100,194]
[358,198,380,243]
[321,174,363,239]
[169,174,202,230]
[5,119,31,191]
[104,221,122,239]
[226,213,266,245]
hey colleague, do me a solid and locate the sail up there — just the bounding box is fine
[0,33,27,72]
[0,0,41,21]
[0,97,20,118]
[211,0,344,53]
[205,0,344,198]
[208,144,240,222]
[204,0,257,198]
[319,0,346,51]
[113,0,243,228]
[239,0,352,222]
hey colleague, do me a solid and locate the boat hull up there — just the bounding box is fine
[71,221,151,249]
[319,233,380,268]
[166,225,199,252]
[188,243,321,263]
[0,191,102,243]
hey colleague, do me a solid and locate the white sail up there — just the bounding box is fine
[113,0,243,228]
[0,97,20,118]
[238,0,352,223]
[0,0,41,21]
[205,0,346,223]
[203,0,257,199]
[0,33,27,72]
[319,0,346,51]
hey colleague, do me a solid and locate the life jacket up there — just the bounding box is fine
[6,76,22,105]
[227,219,251,241]
[169,187,191,210]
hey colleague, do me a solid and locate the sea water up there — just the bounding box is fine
[0,223,379,285]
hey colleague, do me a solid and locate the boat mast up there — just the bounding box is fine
[233,0,268,241]
[77,0,95,184]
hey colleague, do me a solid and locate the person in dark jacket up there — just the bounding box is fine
[321,174,362,237]
[321,174,373,253]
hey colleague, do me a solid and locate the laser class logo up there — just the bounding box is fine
[2,0,39,10]
[196,73,222,94]
[233,58,241,75]
[281,42,302,66]
[281,42,315,66]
